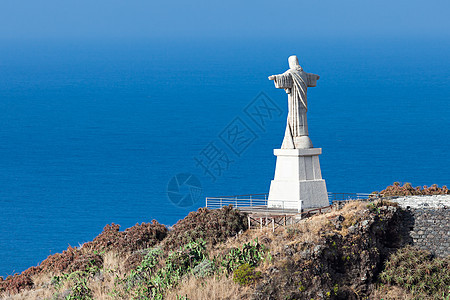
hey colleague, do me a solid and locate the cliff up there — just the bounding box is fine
[1,198,449,300]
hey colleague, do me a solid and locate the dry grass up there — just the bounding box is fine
[370,284,414,299]
[102,250,129,276]
[89,250,130,300]
[88,275,120,300]
[0,288,54,300]
[337,200,367,215]
[31,271,57,288]
[165,275,250,300]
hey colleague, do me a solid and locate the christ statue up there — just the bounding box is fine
[268,55,320,149]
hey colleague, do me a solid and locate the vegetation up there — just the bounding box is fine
[1,196,449,299]
[119,237,268,299]
[0,221,168,297]
[374,182,450,196]
[124,240,208,299]
[162,205,248,250]
[221,239,268,274]
[379,245,450,299]
[232,263,261,286]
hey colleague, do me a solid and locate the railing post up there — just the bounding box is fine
[235,197,237,208]
[206,197,208,208]
[220,197,223,208]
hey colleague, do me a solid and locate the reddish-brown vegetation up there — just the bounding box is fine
[83,220,168,253]
[162,205,248,251]
[376,182,450,197]
[0,220,168,295]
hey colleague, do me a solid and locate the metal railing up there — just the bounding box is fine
[206,193,268,209]
[206,192,390,229]
[206,192,378,214]
[328,192,373,202]
[206,193,304,213]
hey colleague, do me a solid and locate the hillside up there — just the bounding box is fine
[1,198,449,299]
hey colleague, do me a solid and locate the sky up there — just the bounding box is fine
[0,0,449,40]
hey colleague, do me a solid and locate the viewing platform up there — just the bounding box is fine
[206,192,373,230]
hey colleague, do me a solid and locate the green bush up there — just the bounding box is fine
[221,238,269,273]
[66,275,92,300]
[126,240,208,300]
[191,259,216,278]
[233,263,261,286]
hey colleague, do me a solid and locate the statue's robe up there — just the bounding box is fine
[272,67,319,149]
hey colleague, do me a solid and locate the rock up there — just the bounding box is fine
[335,215,345,222]
[284,245,294,256]
[93,271,104,282]
[300,249,311,259]
[348,225,357,234]
[269,267,279,274]
[313,245,322,254]
[361,220,370,228]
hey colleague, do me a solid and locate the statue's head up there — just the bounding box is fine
[288,55,302,70]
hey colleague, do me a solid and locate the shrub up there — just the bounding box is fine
[377,182,450,196]
[233,263,261,286]
[0,273,33,294]
[191,259,216,278]
[0,247,92,295]
[221,239,269,274]
[126,240,209,300]
[39,246,83,273]
[66,274,93,300]
[163,205,248,251]
[83,220,168,253]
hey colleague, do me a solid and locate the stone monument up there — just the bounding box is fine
[267,55,328,211]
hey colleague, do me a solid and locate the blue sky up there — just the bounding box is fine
[1,0,449,39]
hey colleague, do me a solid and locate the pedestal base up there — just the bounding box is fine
[268,148,329,211]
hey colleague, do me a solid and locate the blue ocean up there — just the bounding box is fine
[0,37,449,276]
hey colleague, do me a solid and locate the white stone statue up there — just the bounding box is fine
[268,55,320,149]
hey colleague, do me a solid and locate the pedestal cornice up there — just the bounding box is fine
[273,148,322,157]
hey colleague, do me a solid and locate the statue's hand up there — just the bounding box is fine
[268,75,275,80]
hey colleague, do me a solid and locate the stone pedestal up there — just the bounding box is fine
[268,148,328,211]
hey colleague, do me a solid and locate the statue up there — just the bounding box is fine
[268,55,320,149]
[267,55,328,210]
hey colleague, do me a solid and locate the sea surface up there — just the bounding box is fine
[0,37,449,276]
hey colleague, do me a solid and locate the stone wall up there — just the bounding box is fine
[393,195,450,257]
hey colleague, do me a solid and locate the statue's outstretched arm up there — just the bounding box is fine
[269,72,293,90]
